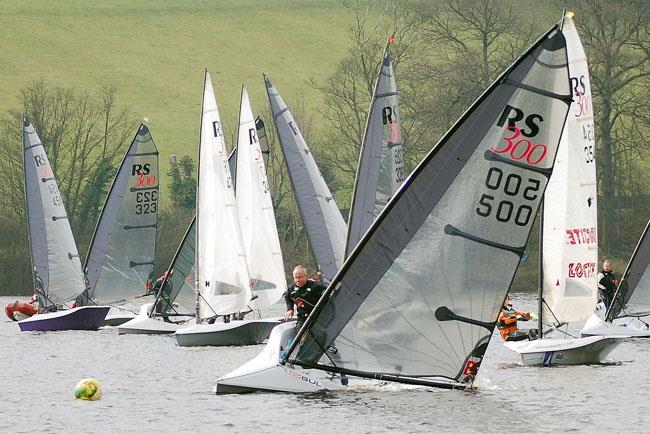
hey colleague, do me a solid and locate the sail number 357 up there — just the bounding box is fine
[475,167,539,226]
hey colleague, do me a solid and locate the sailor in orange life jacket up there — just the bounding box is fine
[497,295,533,341]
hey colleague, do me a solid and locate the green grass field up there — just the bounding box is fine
[0,0,357,182]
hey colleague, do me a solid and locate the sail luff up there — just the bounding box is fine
[263,74,347,282]
[345,43,405,258]
[284,24,571,384]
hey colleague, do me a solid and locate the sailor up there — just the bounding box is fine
[152,271,173,320]
[597,259,618,309]
[284,265,325,330]
[497,295,534,341]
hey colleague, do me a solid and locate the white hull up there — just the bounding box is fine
[580,313,650,337]
[216,322,348,394]
[103,306,136,327]
[504,335,625,366]
[116,303,191,335]
[175,318,281,347]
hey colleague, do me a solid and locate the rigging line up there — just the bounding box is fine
[541,296,562,326]
[502,78,573,104]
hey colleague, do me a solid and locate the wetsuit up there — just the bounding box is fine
[598,269,617,309]
[284,280,325,328]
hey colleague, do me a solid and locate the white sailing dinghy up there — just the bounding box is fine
[175,72,280,346]
[81,124,160,326]
[216,23,572,393]
[264,75,347,282]
[504,14,626,365]
[581,219,650,337]
[18,117,109,331]
[346,38,405,257]
[118,149,240,335]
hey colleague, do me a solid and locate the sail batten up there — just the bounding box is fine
[285,25,570,384]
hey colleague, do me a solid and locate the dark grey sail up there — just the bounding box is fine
[607,219,650,320]
[84,124,159,307]
[151,215,196,317]
[264,75,347,281]
[284,25,571,388]
[23,117,86,308]
[346,44,405,257]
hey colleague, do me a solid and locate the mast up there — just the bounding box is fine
[195,69,207,324]
[538,202,544,338]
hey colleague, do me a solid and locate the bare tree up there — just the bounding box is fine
[568,0,650,253]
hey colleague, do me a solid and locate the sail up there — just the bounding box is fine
[255,116,271,168]
[608,219,650,319]
[23,117,86,306]
[152,215,197,316]
[284,26,570,386]
[264,75,346,282]
[197,71,250,318]
[346,46,405,256]
[84,124,159,307]
[236,87,286,310]
[542,16,597,323]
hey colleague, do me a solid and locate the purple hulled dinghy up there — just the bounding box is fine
[18,306,110,331]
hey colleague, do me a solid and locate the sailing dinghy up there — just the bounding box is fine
[81,124,160,326]
[18,117,109,331]
[216,23,572,393]
[346,38,405,257]
[581,219,650,337]
[264,75,347,282]
[504,14,626,365]
[175,73,280,347]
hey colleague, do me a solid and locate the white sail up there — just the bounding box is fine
[236,87,286,310]
[198,72,251,318]
[23,117,86,306]
[542,16,598,323]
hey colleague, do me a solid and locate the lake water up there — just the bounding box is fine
[2,293,648,433]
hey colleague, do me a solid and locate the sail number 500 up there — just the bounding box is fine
[475,167,539,226]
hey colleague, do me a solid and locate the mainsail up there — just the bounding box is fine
[607,219,650,320]
[84,124,159,307]
[346,42,405,257]
[236,87,286,310]
[23,116,86,307]
[542,16,598,323]
[264,75,346,282]
[283,26,571,387]
[196,71,250,318]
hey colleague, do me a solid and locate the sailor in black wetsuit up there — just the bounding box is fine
[598,259,618,309]
[284,265,325,329]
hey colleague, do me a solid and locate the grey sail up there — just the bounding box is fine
[151,215,196,316]
[346,46,405,257]
[84,124,159,307]
[255,116,271,168]
[23,117,86,307]
[284,26,571,387]
[264,75,347,281]
[152,148,237,317]
[607,219,650,320]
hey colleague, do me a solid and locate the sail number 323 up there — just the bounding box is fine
[136,191,158,215]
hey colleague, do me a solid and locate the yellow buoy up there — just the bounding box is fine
[74,378,103,401]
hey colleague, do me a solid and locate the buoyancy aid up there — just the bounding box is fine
[497,308,531,340]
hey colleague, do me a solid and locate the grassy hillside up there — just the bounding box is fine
[0,0,357,189]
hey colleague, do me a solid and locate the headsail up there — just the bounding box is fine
[84,124,159,307]
[607,219,650,320]
[542,16,598,323]
[346,42,405,257]
[236,87,286,310]
[264,75,346,282]
[197,71,250,318]
[23,117,86,307]
[284,26,571,387]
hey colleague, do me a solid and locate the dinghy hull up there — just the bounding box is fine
[103,307,136,327]
[18,306,110,331]
[580,313,650,337]
[175,318,281,347]
[504,335,626,366]
[117,303,190,335]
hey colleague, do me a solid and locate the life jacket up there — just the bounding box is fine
[497,308,530,340]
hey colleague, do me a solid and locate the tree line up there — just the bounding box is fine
[0,0,648,295]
